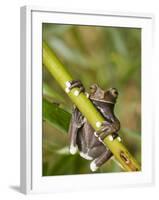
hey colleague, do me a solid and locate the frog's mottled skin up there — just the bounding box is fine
[68,82,120,171]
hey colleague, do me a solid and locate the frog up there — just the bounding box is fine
[67,80,121,171]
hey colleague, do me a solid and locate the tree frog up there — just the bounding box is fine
[67,80,120,171]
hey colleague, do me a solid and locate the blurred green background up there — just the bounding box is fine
[42,24,141,176]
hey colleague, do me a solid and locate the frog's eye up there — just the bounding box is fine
[110,88,118,97]
[90,84,98,94]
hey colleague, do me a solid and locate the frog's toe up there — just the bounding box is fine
[94,131,99,137]
[65,80,85,95]
[70,144,78,155]
[79,152,93,160]
[90,160,99,172]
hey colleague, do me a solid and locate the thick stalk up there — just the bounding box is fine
[43,42,141,172]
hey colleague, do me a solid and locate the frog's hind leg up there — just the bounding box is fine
[69,106,84,155]
[90,149,112,172]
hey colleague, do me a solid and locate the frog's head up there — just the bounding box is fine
[89,84,118,104]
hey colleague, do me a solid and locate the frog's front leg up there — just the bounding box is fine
[68,106,84,155]
[90,149,113,171]
[94,120,120,142]
[66,80,85,95]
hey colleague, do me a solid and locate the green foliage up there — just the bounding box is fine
[42,24,141,175]
[43,98,71,134]
[43,82,64,103]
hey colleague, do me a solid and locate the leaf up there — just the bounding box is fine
[107,28,128,56]
[43,24,72,36]
[43,98,71,134]
[49,37,90,68]
[55,146,70,155]
[122,128,141,141]
[43,82,64,102]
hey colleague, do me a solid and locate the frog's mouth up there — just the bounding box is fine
[90,97,115,104]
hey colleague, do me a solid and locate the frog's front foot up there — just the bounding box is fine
[65,80,85,96]
[94,121,119,142]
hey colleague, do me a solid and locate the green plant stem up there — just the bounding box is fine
[43,42,141,172]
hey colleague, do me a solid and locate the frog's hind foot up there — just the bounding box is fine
[79,152,93,160]
[90,160,99,172]
[90,149,113,172]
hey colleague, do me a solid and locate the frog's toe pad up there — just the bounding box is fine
[90,160,98,172]
[80,152,93,160]
[70,145,78,155]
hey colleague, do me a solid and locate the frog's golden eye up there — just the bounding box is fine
[110,88,118,97]
[90,84,98,94]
